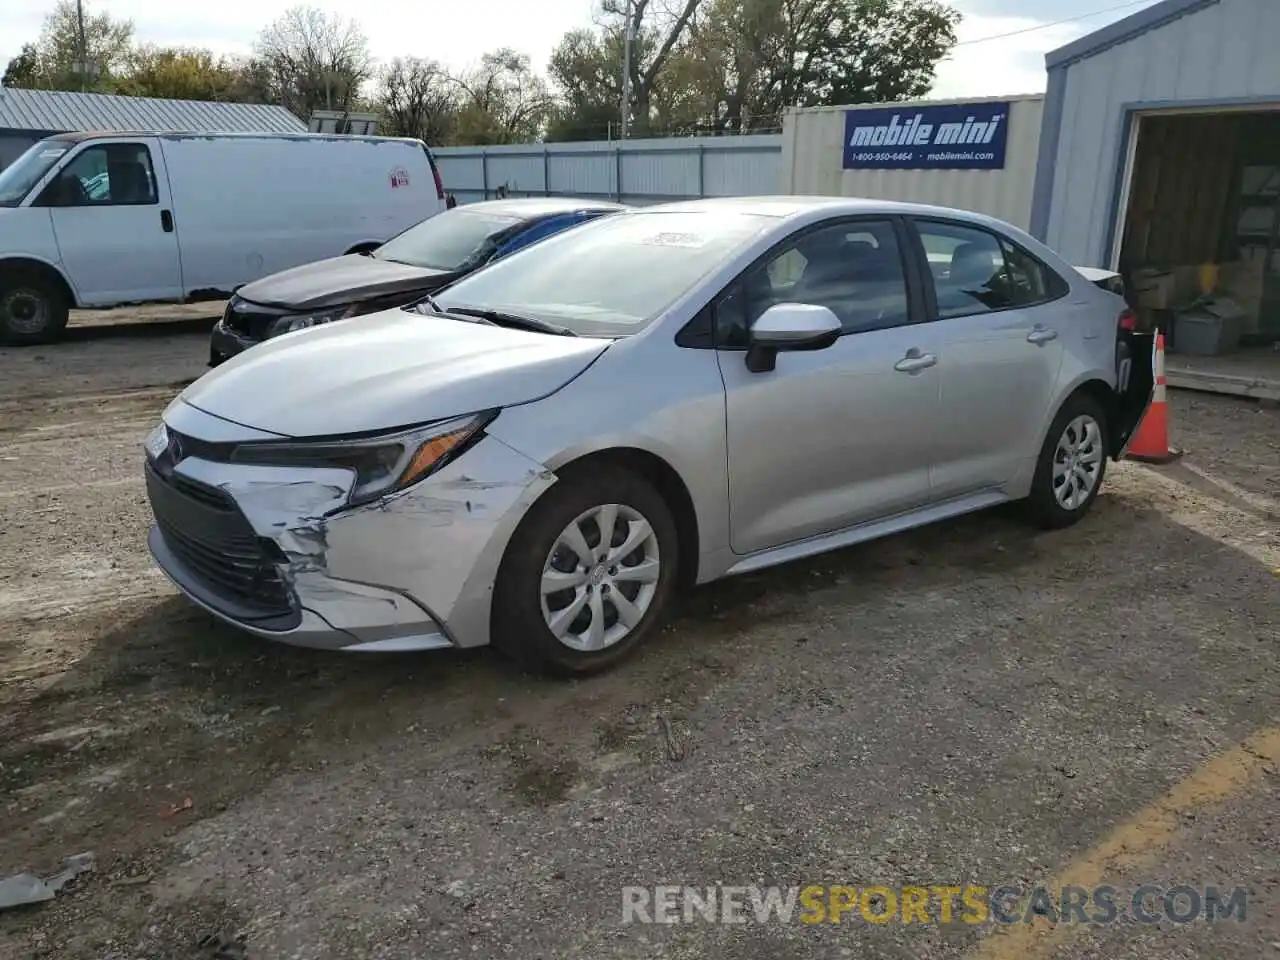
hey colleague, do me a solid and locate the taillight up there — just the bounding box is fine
[1118,308,1137,332]
[423,144,446,201]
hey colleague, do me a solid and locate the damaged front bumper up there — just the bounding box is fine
[209,317,260,366]
[145,400,555,652]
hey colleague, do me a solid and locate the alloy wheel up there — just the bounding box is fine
[539,503,661,652]
[1052,414,1103,511]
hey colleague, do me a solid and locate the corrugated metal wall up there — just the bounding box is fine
[0,88,306,136]
[433,134,782,205]
[779,95,1045,229]
[0,130,49,169]
[1045,0,1280,267]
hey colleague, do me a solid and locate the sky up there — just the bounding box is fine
[0,0,1164,100]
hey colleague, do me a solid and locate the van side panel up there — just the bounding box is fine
[158,136,439,298]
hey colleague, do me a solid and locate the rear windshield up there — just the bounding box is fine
[0,141,69,207]
[373,208,521,271]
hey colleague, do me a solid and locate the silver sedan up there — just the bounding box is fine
[143,197,1154,674]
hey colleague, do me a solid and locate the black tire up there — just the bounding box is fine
[0,268,69,346]
[1024,391,1110,530]
[492,465,679,676]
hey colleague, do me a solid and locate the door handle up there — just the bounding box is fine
[1027,326,1058,344]
[894,352,937,373]
[160,209,174,233]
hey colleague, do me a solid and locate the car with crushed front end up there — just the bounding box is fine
[143,196,1155,676]
[208,197,626,365]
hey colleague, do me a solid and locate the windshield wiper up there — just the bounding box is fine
[443,306,577,337]
[413,293,445,314]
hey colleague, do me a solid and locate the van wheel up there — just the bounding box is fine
[0,269,69,346]
[1024,392,1109,530]
[492,466,678,677]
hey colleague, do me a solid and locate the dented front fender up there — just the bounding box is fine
[164,434,554,650]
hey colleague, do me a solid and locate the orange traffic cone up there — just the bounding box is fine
[1126,332,1180,464]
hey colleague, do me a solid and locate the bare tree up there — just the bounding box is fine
[452,50,554,145]
[254,6,373,119]
[378,57,459,143]
[601,0,703,135]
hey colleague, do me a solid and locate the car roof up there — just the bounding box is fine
[461,197,628,218]
[640,195,1020,230]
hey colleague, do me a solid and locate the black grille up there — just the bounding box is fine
[146,462,295,620]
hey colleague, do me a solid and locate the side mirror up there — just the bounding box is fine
[745,302,842,373]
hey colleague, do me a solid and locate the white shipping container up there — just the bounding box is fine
[780,94,1044,229]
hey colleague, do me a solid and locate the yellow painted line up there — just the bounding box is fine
[965,726,1280,960]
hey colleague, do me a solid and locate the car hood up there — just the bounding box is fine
[179,308,611,438]
[234,254,454,311]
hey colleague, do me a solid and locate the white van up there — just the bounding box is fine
[0,131,447,344]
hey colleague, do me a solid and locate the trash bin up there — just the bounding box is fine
[1170,297,1245,356]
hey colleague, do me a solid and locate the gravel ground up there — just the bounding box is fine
[0,318,1277,960]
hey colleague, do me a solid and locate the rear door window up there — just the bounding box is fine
[911,220,1068,318]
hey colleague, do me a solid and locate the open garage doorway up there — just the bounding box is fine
[1112,107,1280,398]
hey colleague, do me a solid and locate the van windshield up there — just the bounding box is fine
[0,142,69,207]
[373,208,522,271]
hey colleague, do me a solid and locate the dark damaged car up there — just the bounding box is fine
[209,197,626,365]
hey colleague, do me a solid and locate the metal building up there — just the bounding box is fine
[780,94,1045,230]
[0,87,305,169]
[1032,0,1280,272]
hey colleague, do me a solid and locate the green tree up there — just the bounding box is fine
[118,46,246,101]
[685,0,960,131]
[2,44,41,88]
[548,0,703,139]
[549,0,960,137]
[4,0,135,91]
[546,28,625,141]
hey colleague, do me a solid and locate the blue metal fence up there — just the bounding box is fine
[432,134,783,206]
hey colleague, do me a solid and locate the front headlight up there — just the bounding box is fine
[228,412,495,507]
[266,305,359,338]
[143,422,168,462]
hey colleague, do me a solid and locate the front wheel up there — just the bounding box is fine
[492,466,679,676]
[0,270,69,346]
[1024,393,1109,529]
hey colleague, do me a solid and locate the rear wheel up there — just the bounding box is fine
[0,269,69,346]
[1025,392,1109,529]
[493,466,678,676]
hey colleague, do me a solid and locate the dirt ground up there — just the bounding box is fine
[1,314,1277,960]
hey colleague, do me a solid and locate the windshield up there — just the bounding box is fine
[373,208,522,271]
[433,210,773,337]
[0,141,69,207]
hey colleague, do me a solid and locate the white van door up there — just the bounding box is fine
[33,138,183,306]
